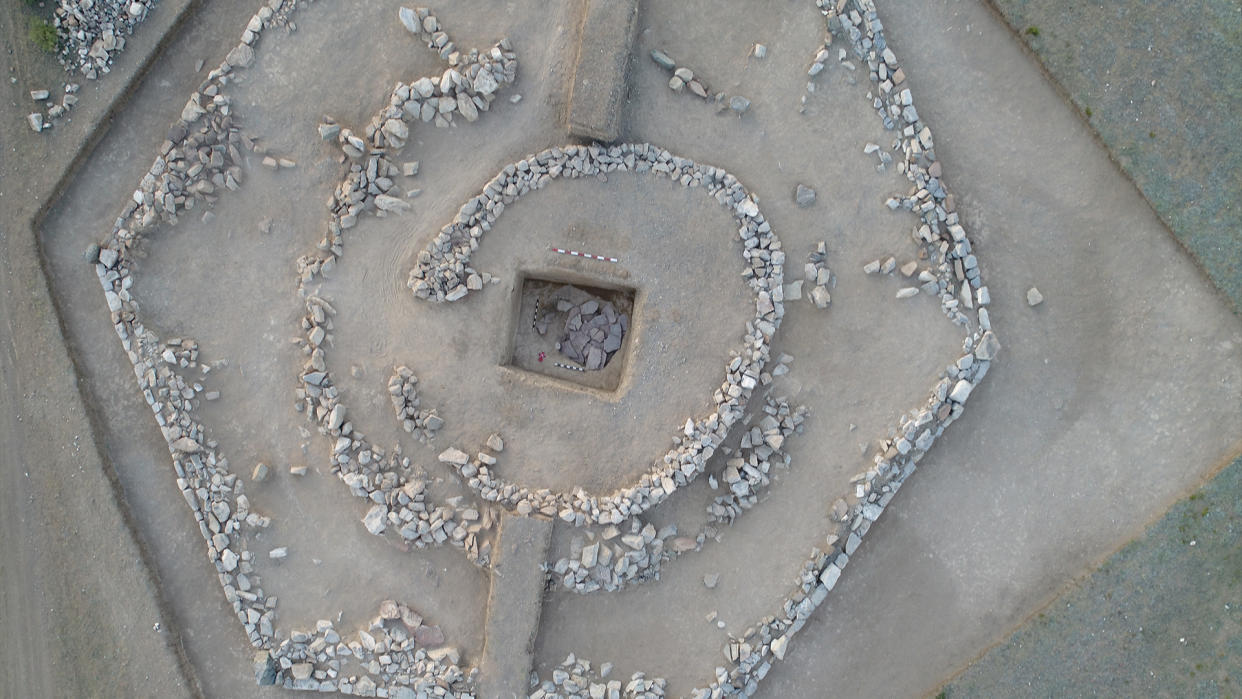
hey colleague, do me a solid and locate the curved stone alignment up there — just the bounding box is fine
[86,3,502,695]
[291,8,520,569]
[416,142,786,529]
[80,0,1001,694]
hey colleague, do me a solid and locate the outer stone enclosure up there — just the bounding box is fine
[38,0,1003,696]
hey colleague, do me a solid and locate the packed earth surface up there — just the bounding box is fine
[5,0,1241,697]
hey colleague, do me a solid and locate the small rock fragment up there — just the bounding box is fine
[795,184,816,208]
[1027,287,1044,306]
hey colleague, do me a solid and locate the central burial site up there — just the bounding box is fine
[39,0,997,696]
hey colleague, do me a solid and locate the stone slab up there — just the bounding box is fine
[478,514,555,698]
[567,0,640,142]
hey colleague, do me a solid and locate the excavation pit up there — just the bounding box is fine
[506,272,638,393]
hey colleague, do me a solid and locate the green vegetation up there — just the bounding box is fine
[1025,26,1040,37]
[28,17,57,53]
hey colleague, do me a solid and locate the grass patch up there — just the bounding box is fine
[1085,106,1093,118]
[1025,26,1040,37]
[28,17,57,53]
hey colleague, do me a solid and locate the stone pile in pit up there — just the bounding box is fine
[546,286,628,371]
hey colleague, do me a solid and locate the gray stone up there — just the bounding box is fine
[414,624,445,647]
[949,379,974,403]
[795,184,816,207]
[398,6,420,34]
[97,247,118,268]
[771,635,789,660]
[703,573,719,589]
[896,287,919,299]
[486,433,504,452]
[27,113,43,132]
[974,331,1001,361]
[226,43,255,69]
[375,194,411,212]
[251,462,269,482]
[730,96,751,115]
[1027,286,1044,306]
[650,49,676,71]
[810,285,831,308]
[253,651,278,685]
[362,505,387,535]
[438,448,469,465]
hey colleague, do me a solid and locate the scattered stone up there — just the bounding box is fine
[703,573,719,589]
[1027,287,1044,306]
[896,287,919,299]
[729,95,750,115]
[289,464,308,476]
[251,462,270,482]
[268,547,288,560]
[810,285,832,308]
[30,89,50,101]
[27,113,43,132]
[650,49,676,71]
[751,43,767,59]
[863,259,881,274]
[900,260,918,277]
[486,433,504,452]
[795,184,816,208]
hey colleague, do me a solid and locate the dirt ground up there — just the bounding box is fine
[5,0,1242,697]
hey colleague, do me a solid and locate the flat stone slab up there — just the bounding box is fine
[478,514,555,698]
[567,0,639,142]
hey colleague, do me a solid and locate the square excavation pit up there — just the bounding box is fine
[505,272,637,393]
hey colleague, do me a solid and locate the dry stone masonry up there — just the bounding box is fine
[81,0,1001,694]
[416,142,786,529]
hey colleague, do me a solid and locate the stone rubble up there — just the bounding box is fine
[803,242,833,310]
[87,3,501,695]
[53,0,155,79]
[530,653,665,699]
[544,396,807,595]
[79,0,1004,694]
[415,142,785,529]
[647,49,752,117]
[1027,286,1044,306]
[388,366,443,443]
[684,2,1001,695]
[546,286,628,371]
